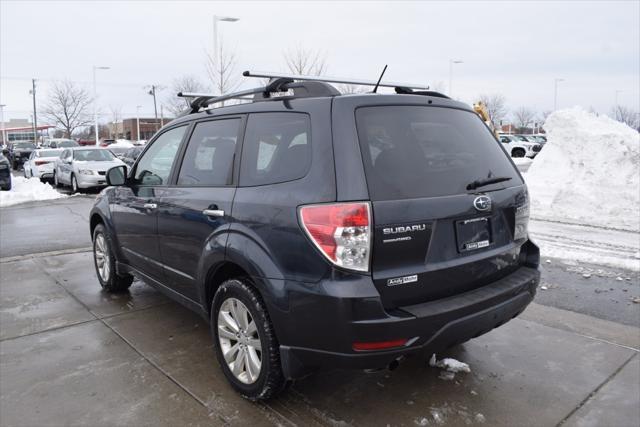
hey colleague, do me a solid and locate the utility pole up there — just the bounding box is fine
[30,79,38,144]
[136,105,142,142]
[0,104,6,145]
[148,85,159,131]
[160,105,164,127]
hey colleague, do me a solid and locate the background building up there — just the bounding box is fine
[0,118,55,144]
[121,117,170,141]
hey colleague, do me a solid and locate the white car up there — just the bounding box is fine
[23,148,64,181]
[53,147,125,192]
[498,134,541,158]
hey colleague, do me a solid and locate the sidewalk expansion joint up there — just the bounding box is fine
[556,352,638,426]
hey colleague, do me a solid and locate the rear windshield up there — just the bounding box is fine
[38,150,61,157]
[355,106,522,200]
[14,142,36,149]
[58,140,78,147]
[73,149,115,161]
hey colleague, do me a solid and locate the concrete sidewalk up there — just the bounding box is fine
[1,250,639,426]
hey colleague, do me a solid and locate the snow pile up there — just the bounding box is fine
[512,157,533,172]
[110,140,134,148]
[0,176,67,207]
[526,107,640,231]
[429,354,471,381]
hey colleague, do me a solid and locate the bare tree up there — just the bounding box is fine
[611,105,640,131]
[206,41,240,97]
[513,107,536,132]
[478,93,507,126]
[42,80,92,138]
[165,75,208,116]
[337,84,368,94]
[284,47,327,76]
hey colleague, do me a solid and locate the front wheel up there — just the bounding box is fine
[92,223,133,292]
[71,174,79,193]
[211,279,286,400]
[512,148,526,158]
[53,171,62,188]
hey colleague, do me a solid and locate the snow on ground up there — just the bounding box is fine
[110,140,134,148]
[526,107,640,232]
[0,176,67,207]
[429,354,471,381]
[513,157,533,173]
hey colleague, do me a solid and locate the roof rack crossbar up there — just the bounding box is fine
[178,77,295,113]
[243,70,429,90]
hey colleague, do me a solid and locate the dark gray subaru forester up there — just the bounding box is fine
[89,72,540,400]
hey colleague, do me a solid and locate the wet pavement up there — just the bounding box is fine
[0,250,638,426]
[1,196,639,426]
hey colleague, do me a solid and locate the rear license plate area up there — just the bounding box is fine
[455,217,491,252]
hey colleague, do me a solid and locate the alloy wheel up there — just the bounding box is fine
[217,298,262,384]
[94,233,110,282]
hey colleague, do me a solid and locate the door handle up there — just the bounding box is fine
[143,203,157,210]
[203,209,224,217]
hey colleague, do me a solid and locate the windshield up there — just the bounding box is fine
[14,142,36,149]
[514,135,529,141]
[73,149,115,161]
[108,146,129,155]
[38,150,62,157]
[356,106,522,200]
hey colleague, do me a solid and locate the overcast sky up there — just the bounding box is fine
[1,0,638,124]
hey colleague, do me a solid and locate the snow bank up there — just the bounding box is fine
[526,107,640,231]
[110,140,134,148]
[0,176,67,207]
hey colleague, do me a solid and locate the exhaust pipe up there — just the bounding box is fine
[388,356,405,371]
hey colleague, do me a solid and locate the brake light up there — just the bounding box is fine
[35,160,50,166]
[353,339,408,351]
[299,202,371,272]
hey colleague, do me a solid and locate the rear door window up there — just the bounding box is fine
[356,106,522,200]
[239,113,311,186]
[177,119,241,186]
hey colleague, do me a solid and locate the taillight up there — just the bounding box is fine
[299,202,371,272]
[35,160,50,166]
[514,190,530,241]
[352,339,408,351]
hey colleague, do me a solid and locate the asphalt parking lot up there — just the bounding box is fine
[1,196,639,426]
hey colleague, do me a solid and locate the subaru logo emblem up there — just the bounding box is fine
[473,195,492,212]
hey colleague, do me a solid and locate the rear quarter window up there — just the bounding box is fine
[356,106,522,200]
[239,113,311,187]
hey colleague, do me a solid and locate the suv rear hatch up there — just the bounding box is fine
[355,105,529,308]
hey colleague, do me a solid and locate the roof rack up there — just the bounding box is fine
[243,70,429,90]
[176,70,436,115]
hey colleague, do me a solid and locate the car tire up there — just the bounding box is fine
[512,148,526,158]
[211,279,286,401]
[12,160,18,170]
[92,223,133,292]
[71,174,79,193]
[53,171,62,188]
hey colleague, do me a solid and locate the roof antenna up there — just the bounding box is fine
[372,65,388,93]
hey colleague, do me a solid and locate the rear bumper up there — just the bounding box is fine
[276,264,539,379]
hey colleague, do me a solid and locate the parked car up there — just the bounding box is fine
[44,138,79,149]
[0,153,11,190]
[23,148,63,181]
[119,146,143,167]
[107,145,130,160]
[6,141,36,169]
[528,134,547,145]
[498,134,541,158]
[90,75,540,400]
[77,139,97,146]
[54,147,124,192]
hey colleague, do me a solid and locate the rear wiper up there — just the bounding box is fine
[466,176,512,190]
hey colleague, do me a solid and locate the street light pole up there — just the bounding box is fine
[0,104,6,145]
[30,79,38,144]
[553,78,564,111]
[148,85,159,131]
[449,59,463,98]
[213,15,239,97]
[136,105,142,142]
[93,66,110,145]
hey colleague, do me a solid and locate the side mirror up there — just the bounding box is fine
[106,165,128,186]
